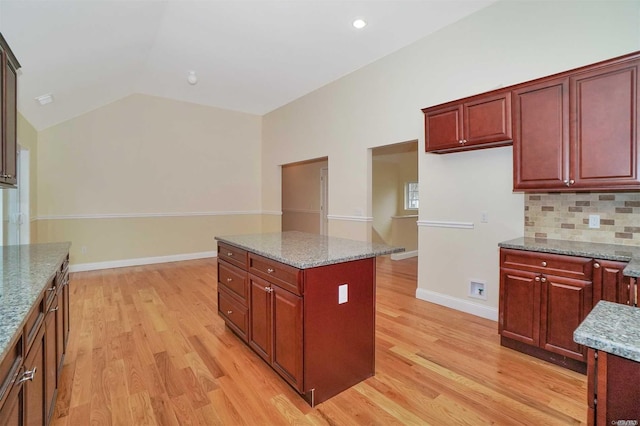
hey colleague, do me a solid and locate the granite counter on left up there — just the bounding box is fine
[0,242,71,363]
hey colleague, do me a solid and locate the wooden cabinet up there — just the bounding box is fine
[587,349,640,425]
[217,241,376,406]
[0,251,70,425]
[423,91,512,153]
[593,260,633,306]
[499,249,593,370]
[0,33,20,187]
[513,53,640,192]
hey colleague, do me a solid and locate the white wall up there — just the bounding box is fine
[37,93,265,266]
[262,0,640,320]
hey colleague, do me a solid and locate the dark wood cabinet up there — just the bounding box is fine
[217,241,376,406]
[0,33,20,187]
[499,248,593,370]
[0,251,70,425]
[593,260,633,306]
[587,349,640,425]
[423,91,512,153]
[513,53,640,192]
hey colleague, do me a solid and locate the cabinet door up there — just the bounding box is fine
[593,260,632,306]
[23,324,46,426]
[571,59,640,190]
[540,275,592,362]
[424,104,463,152]
[44,298,59,424]
[463,92,511,146]
[513,78,570,191]
[248,275,272,363]
[63,280,70,350]
[0,380,24,426]
[499,268,540,346]
[3,57,17,186]
[271,286,303,392]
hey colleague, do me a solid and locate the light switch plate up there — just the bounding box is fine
[338,284,348,304]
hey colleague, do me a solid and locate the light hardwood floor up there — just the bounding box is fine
[53,256,587,425]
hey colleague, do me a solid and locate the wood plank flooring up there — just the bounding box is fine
[53,256,587,425]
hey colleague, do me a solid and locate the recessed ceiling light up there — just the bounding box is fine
[35,94,54,106]
[352,19,367,30]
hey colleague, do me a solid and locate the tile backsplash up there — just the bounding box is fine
[525,193,640,246]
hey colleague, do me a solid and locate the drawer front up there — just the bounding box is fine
[249,253,302,296]
[500,248,592,280]
[0,335,23,407]
[218,289,248,342]
[218,242,248,270]
[218,261,248,304]
[24,293,46,352]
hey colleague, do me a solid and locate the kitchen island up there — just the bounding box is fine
[215,231,403,406]
[574,301,640,425]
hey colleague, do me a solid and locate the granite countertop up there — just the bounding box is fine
[499,237,640,278]
[215,231,404,269]
[0,242,71,363]
[574,300,640,362]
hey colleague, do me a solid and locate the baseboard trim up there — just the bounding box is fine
[415,288,498,321]
[391,250,418,260]
[70,251,218,272]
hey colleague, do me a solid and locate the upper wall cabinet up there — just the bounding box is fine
[0,34,21,188]
[423,91,512,153]
[513,53,640,192]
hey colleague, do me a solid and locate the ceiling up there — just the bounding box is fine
[0,0,496,130]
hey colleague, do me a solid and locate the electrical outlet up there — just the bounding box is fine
[81,246,87,254]
[481,211,489,223]
[589,214,600,229]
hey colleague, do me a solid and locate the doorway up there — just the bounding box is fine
[281,157,329,235]
[0,146,30,245]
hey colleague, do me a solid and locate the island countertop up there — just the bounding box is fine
[215,231,404,269]
[574,300,640,363]
[0,242,71,363]
[499,237,640,278]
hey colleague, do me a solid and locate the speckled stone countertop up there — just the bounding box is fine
[499,237,640,278]
[215,231,404,269]
[574,300,640,362]
[0,242,71,363]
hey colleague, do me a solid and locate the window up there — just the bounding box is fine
[404,182,419,210]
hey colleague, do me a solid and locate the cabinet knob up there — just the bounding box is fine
[541,261,547,267]
[594,263,600,269]
[267,268,275,274]
[227,310,233,315]
[16,367,37,385]
[227,252,233,257]
[2,174,13,179]
[563,179,575,187]
[226,277,233,282]
[540,277,547,283]
[535,276,541,282]
[264,286,272,293]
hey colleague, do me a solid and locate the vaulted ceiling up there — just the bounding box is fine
[0,0,496,130]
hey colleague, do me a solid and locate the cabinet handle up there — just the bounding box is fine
[541,261,547,267]
[2,174,13,179]
[266,268,275,274]
[47,286,56,292]
[227,252,233,257]
[227,310,233,315]
[563,179,575,187]
[226,277,233,282]
[594,263,600,269]
[49,306,59,313]
[264,286,272,293]
[16,367,37,385]
[535,276,541,282]
[540,277,547,283]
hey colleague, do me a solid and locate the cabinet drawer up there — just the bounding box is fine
[249,253,302,296]
[218,242,248,270]
[24,293,46,352]
[0,335,23,408]
[218,289,248,342]
[500,248,592,280]
[218,261,248,304]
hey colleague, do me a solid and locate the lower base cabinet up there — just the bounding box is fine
[587,349,640,425]
[0,251,70,425]
[217,242,376,406]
